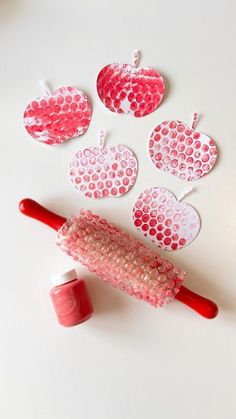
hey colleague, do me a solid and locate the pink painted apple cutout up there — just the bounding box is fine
[149,113,218,181]
[133,187,200,251]
[69,130,138,198]
[23,81,92,145]
[97,50,165,117]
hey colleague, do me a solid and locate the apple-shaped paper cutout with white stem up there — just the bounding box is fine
[23,81,92,145]
[133,186,200,251]
[69,130,138,198]
[149,113,218,181]
[97,50,165,117]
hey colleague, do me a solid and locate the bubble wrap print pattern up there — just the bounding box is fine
[69,144,138,198]
[149,120,218,181]
[24,87,92,145]
[133,187,200,251]
[56,210,186,307]
[97,64,165,117]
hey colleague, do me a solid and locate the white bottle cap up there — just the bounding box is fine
[51,268,77,287]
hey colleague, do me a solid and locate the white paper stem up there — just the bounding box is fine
[191,112,199,130]
[38,79,51,96]
[98,129,105,148]
[133,49,140,68]
[178,186,195,202]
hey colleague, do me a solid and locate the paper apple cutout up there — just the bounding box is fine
[97,50,165,117]
[24,84,92,145]
[69,131,138,198]
[149,113,218,181]
[133,187,200,251]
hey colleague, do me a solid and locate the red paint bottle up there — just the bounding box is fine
[50,269,93,327]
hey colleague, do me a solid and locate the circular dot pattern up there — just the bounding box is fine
[133,187,200,251]
[149,120,218,181]
[97,63,165,117]
[24,86,92,145]
[70,144,138,198]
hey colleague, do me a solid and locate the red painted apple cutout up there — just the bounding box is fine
[69,131,138,198]
[149,113,218,181]
[23,81,92,145]
[133,187,200,251]
[97,50,165,117]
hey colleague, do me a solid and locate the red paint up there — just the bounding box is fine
[19,198,218,319]
[70,144,138,199]
[24,86,92,145]
[133,187,200,251]
[50,271,93,327]
[149,118,218,181]
[97,61,165,117]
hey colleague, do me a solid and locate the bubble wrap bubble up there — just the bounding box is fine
[56,210,186,308]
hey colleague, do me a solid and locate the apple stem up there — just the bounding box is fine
[133,49,140,68]
[191,112,199,131]
[38,79,51,96]
[98,129,105,149]
[178,186,194,202]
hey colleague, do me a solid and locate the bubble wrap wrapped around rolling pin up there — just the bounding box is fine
[57,210,185,307]
[19,199,218,319]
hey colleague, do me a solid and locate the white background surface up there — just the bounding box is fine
[1,1,236,418]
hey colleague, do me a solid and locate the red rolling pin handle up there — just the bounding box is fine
[19,198,218,319]
[175,286,218,319]
[19,198,66,231]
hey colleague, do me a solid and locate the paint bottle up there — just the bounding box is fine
[50,269,93,327]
